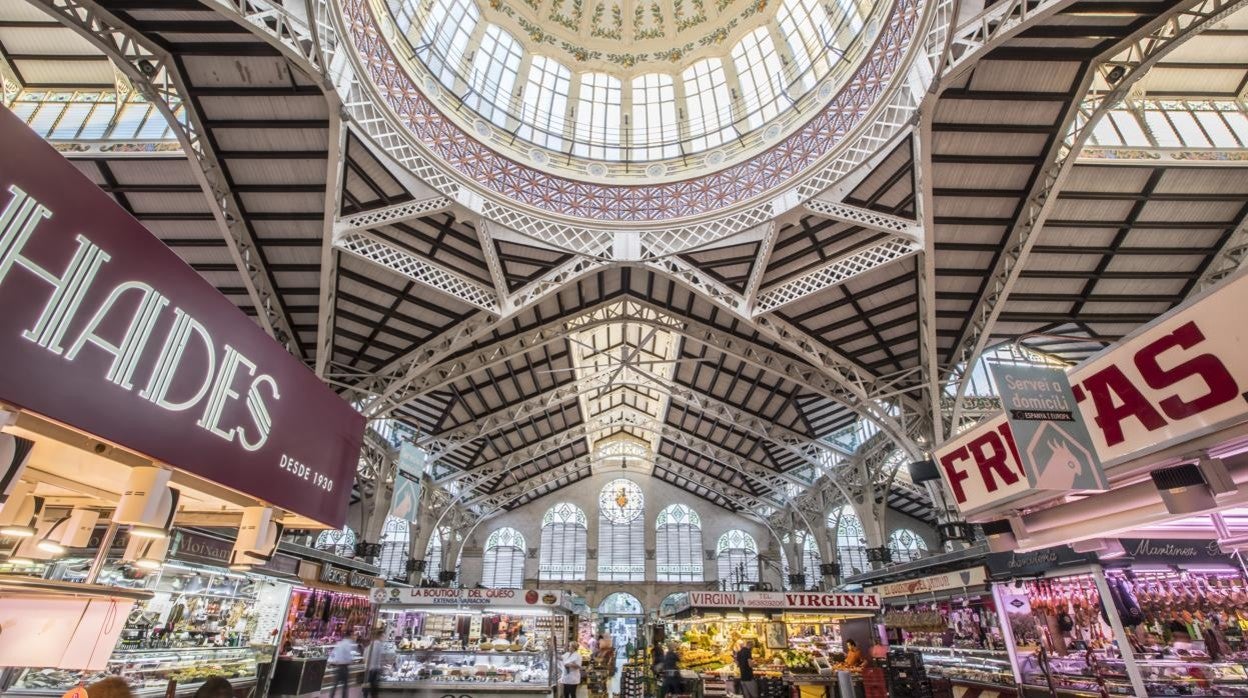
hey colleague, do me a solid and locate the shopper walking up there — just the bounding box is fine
[660,641,682,698]
[364,629,386,698]
[734,640,757,698]
[560,641,583,698]
[328,634,358,698]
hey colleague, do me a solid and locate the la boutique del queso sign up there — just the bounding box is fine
[0,106,364,528]
[935,271,1248,518]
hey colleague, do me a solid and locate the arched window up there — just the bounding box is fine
[540,502,588,581]
[573,73,622,160]
[599,479,645,582]
[425,531,444,581]
[681,59,736,152]
[780,533,822,591]
[631,73,678,160]
[659,593,688,617]
[518,56,571,150]
[598,592,643,615]
[889,528,929,564]
[731,27,785,130]
[656,504,703,582]
[378,516,410,580]
[482,527,526,588]
[315,526,356,557]
[464,24,523,126]
[716,529,758,589]
[414,0,480,89]
[831,506,869,576]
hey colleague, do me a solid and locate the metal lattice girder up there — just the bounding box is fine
[939,0,1080,83]
[333,196,455,238]
[912,128,944,446]
[316,118,348,378]
[202,0,321,73]
[442,410,802,495]
[944,0,1248,424]
[753,238,922,315]
[478,220,512,298]
[33,0,304,357]
[1195,213,1248,294]
[354,252,613,418]
[803,199,924,244]
[335,230,500,312]
[743,221,779,308]
[644,255,924,459]
[421,363,851,469]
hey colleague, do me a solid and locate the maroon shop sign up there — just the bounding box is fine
[0,107,363,527]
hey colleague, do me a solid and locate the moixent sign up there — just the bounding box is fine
[936,271,1248,518]
[684,591,880,611]
[0,107,364,527]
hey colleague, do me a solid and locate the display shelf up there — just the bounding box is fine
[10,646,265,695]
[383,647,554,688]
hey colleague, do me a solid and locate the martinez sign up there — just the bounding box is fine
[936,271,1248,518]
[0,107,364,527]
[684,591,880,611]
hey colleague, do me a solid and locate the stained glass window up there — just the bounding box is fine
[888,528,929,564]
[599,479,644,581]
[482,527,526,588]
[716,529,759,588]
[831,506,869,576]
[656,504,703,582]
[540,502,588,581]
[378,516,411,580]
[315,526,356,557]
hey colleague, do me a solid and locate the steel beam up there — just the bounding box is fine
[802,198,924,244]
[34,0,305,358]
[753,238,922,315]
[944,0,1248,425]
[315,115,347,377]
[335,229,500,312]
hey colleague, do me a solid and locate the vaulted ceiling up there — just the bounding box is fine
[5,0,1247,530]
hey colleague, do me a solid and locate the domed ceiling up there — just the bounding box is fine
[479,0,788,74]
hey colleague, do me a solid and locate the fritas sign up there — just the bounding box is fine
[683,591,880,611]
[0,107,364,527]
[936,271,1248,517]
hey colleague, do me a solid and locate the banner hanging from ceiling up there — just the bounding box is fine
[935,271,1248,518]
[0,107,364,527]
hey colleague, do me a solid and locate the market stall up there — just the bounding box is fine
[4,529,300,697]
[0,108,365,697]
[368,587,573,698]
[868,564,1015,694]
[659,591,881,698]
[268,555,379,697]
[932,267,1248,698]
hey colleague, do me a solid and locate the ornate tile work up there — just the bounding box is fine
[344,0,920,222]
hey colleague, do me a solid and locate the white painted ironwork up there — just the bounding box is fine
[939,0,1079,83]
[33,0,304,357]
[334,196,454,238]
[335,230,500,312]
[1195,215,1248,294]
[316,117,347,378]
[944,0,1248,425]
[754,238,921,315]
[803,199,924,244]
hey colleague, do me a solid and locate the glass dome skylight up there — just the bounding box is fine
[383,0,885,168]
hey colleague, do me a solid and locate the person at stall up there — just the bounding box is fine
[842,639,864,667]
[193,676,233,698]
[328,633,358,698]
[560,640,583,698]
[661,641,682,698]
[735,639,757,698]
[86,677,133,698]
[364,629,386,698]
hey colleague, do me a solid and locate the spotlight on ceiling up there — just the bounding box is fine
[1105,65,1126,84]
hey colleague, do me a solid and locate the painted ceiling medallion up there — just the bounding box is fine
[479,0,778,73]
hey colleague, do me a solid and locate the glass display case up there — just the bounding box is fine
[1133,659,1248,697]
[381,648,555,695]
[898,646,1014,688]
[10,646,263,695]
[6,561,291,696]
